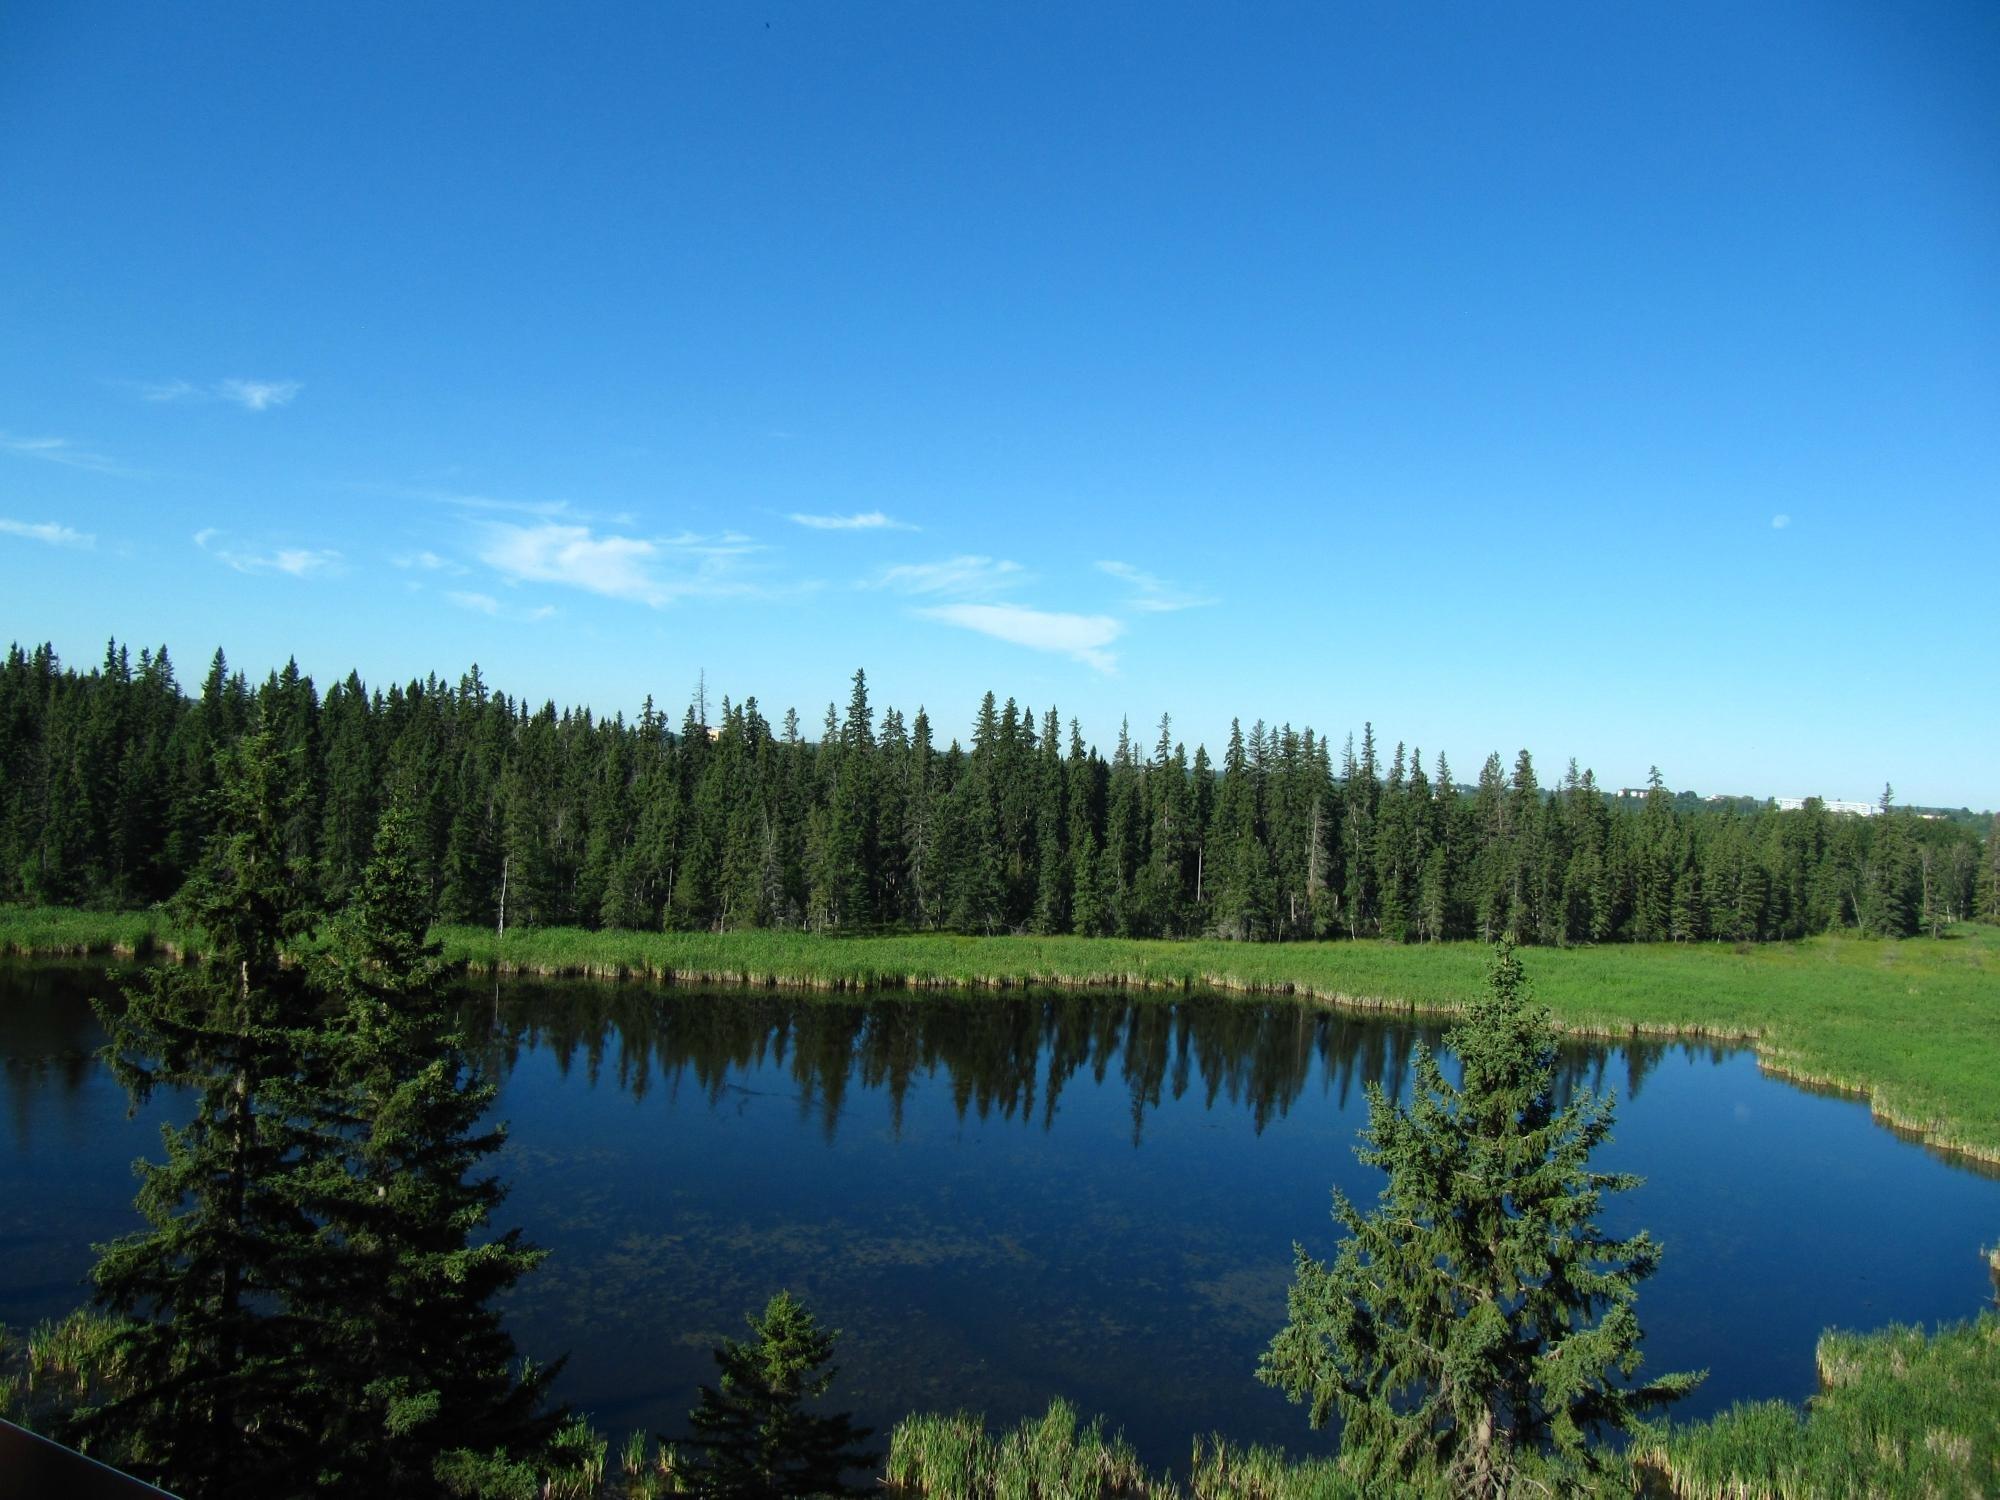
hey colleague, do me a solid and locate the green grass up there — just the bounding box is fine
[1632,1314,2000,1499]
[0,904,195,959]
[880,1399,1641,1497]
[885,1322,2000,1499]
[883,1397,1367,1498]
[5,904,1998,1162]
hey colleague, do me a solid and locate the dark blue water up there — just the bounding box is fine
[3,961,1996,1471]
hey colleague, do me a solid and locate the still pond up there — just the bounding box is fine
[3,960,1996,1471]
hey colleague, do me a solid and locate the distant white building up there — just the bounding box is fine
[1773,796,1880,817]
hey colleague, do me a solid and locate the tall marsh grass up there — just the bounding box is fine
[0,904,191,958]
[1632,1314,2000,1499]
[882,1398,1364,1498]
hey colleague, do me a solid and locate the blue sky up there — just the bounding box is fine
[3,2,1995,807]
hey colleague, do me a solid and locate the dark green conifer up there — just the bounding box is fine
[681,1291,876,1497]
[78,731,327,1497]
[1258,942,1700,1496]
[307,798,557,1493]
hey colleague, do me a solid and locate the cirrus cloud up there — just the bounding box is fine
[392,549,470,575]
[139,377,302,411]
[789,510,917,532]
[448,590,557,623]
[917,602,1122,674]
[477,521,768,606]
[864,554,1023,598]
[194,528,341,576]
[1096,559,1216,612]
[0,431,140,478]
[1,516,95,548]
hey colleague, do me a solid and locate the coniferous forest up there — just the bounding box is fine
[3,638,1993,946]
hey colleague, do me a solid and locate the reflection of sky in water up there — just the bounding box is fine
[4,960,1999,1474]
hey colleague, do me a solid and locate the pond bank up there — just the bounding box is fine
[5,907,1997,1164]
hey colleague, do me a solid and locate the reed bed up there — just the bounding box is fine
[883,1398,1372,1499]
[881,1401,1643,1497]
[0,1309,133,1431]
[0,905,192,959]
[884,1399,1158,1497]
[1632,1314,2000,1499]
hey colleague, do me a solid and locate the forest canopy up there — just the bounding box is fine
[2,638,1992,945]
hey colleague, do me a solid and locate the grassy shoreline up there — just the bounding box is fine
[880,1316,2000,1496]
[1630,1313,2000,1498]
[5,906,1997,1164]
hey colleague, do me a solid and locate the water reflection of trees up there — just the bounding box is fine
[0,961,121,1152]
[457,983,1522,1145]
[0,965,1717,1152]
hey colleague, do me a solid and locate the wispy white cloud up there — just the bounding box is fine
[917,602,1122,674]
[659,529,763,558]
[0,431,139,478]
[481,523,657,600]
[138,377,301,411]
[1771,513,1791,530]
[136,379,199,403]
[429,490,575,520]
[0,517,94,548]
[265,547,341,576]
[865,554,1023,598]
[477,521,767,606]
[392,549,470,575]
[194,529,341,577]
[1096,559,1216,612]
[448,590,557,623]
[219,378,301,411]
[352,483,645,527]
[789,510,918,532]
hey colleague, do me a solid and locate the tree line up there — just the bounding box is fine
[4,637,1993,944]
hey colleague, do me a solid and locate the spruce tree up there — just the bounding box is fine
[681,1291,876,1497]
[1258,942,1699,1495]
[306,798,558,1493]
[78,731,330,1497]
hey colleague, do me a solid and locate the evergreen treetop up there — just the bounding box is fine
[681,1290,877,1497]
[1258,941,1701,1495]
